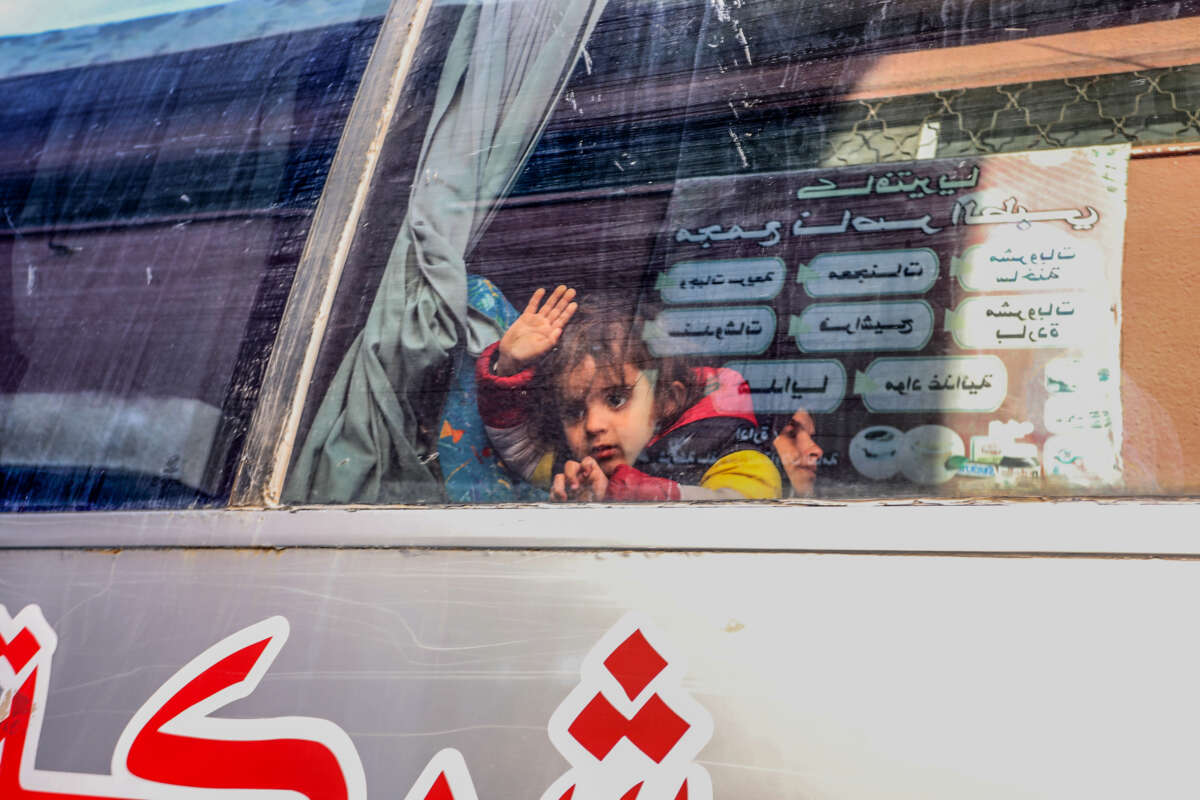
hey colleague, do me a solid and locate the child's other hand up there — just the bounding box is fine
[495,286,577,376]
[550,457,608,502]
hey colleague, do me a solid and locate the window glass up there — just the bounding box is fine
[286,0,1200,505]
[0,0,388,509]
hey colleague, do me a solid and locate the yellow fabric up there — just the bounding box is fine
[699,449,782,499]
[529,451,556,489]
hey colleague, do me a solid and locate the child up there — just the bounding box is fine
[475,286,782,501]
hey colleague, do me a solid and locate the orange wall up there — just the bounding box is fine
[1121,154,1199,494]
[846,18,1200,100]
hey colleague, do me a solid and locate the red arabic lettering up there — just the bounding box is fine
[0,607,364,800]
[126,637,353,800]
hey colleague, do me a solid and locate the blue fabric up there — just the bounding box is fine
[438,276,547,503]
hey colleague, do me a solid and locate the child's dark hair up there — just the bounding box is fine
[535,301,705,444]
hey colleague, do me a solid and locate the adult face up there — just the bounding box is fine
[773,408,822,496]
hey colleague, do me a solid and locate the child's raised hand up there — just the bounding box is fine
[494,286,578,377]
[550,457,608,502]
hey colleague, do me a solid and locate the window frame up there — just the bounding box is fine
[226,0,1200,523]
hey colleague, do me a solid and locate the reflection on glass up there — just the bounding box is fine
[289,0,1197,505]
[0,0,387,509]
[1,1,239,37]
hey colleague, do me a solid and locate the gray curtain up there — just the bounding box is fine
[285,0,608,503]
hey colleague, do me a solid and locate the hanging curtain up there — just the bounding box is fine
[285,0,608,503]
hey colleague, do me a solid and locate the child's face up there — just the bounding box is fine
[558,356,657,476]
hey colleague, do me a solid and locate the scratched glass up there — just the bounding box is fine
[0,0,389,509]
[285,0,1200,506]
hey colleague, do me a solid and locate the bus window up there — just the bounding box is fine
[0,0,388,509]
[279,0,1199,508]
